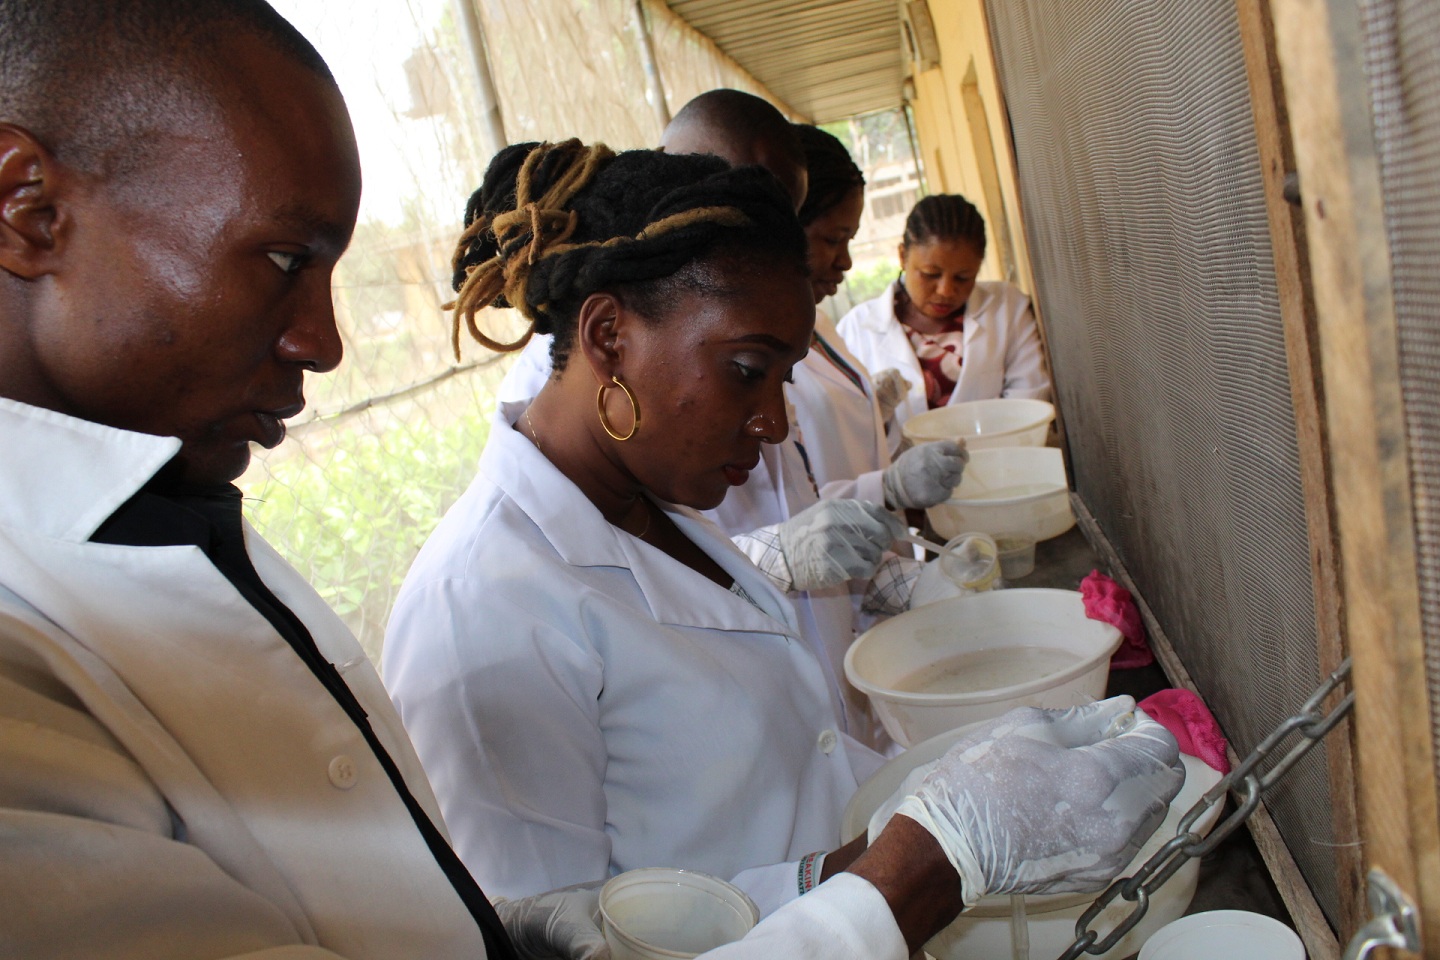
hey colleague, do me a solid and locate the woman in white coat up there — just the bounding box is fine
[384,141,891,916]
[711,127,967,748]
[837,194,1052,440]
[383,141,1182,949]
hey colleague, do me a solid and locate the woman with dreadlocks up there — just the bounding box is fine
[383,140,886,915]
[381,141,1183,951]
[837,194,1051,440]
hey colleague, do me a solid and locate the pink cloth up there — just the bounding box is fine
[1139,688,1232,773]
[1081,570,1154,668]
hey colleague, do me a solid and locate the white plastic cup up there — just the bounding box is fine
[1138,910,1305,960]
[994,532,1037,580]
[599,868,759,960]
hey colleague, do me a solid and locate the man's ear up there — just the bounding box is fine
[0,124,64,280]
[574,292,626,385]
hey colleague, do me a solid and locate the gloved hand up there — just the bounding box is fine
[775,499,907,592]
[882,440,969,509]
[877,697,1183,906]
[871,367,912,425]
[493,881,610,960]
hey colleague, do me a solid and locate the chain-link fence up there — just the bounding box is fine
[241,0,917,664]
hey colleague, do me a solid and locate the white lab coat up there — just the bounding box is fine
[0,397,486,959]
[383,403,864,915]
[491,330,890,756]
[0,396,908,960]
[790,312,890,503]
[837,280,1052,440]
[703,413,891,757]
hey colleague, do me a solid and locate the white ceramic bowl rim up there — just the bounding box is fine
[1139,909,1304,959]
[845,590,1124,707]
[906,399,1056,437]
[943,482,1068,508]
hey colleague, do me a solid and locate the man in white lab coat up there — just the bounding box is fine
[0,2,1184,958]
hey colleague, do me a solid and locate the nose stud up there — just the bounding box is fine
[746,413,776,436]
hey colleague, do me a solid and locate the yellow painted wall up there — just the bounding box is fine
[905,0,1034,295]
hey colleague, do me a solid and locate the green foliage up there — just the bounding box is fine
[843,259,897,306]
[243,405,492,659]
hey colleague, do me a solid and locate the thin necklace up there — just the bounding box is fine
[523,407,542,454]
[630,498,654,541]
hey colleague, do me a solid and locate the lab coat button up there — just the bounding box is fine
[817,729,838,754]
[328,754,358,789]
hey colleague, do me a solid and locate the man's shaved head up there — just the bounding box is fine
[0,0,334,177]
[0,0,359,484]
[660,89,807,210]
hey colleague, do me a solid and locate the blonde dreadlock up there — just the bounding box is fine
[448,140,612,359]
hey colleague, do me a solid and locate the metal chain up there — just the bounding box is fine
[1054,657,1354,960]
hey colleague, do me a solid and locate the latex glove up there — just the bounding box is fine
[879,697,1182,906]
[871,367,912,425]
[494,881,610,960]
[768,499,906,592]
[882,439,969,509]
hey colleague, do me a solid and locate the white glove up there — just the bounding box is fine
[871,367,912,425]
[494,881,610,960]
[878,697,1182,906]
[882,440,969,509]
[775,499,907,591]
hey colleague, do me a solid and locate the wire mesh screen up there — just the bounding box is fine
[984,0,1339,924]
[1358,0,1440,791]
[242,0,786,664]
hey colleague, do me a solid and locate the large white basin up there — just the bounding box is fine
[902,398,1055,449]
[844,589,1121,746]
[926,446,1075,542]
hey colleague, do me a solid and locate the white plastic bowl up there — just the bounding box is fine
[901,398,1055,449]
[599,868,758,960]
[842,726,1226,960]
[843,588,1122,746]
[1139,910,1304,960]
[927,446,1075,541]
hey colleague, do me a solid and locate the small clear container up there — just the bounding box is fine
[909,532,1000,608]
[993,532,1037,580]
[937,532,1000,591]
[600,868,758,960]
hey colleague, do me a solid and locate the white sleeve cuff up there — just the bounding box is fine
[700,873,907,960]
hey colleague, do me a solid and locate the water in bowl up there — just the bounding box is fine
[894,646,1085,695]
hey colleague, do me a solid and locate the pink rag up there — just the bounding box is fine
[1139,688,1232,773]
[1081,570,1154,668]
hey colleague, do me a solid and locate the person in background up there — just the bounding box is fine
[0,2,1184,957]
[715,124,967,749]
[786,124,966,522]
[837,194,1052,441]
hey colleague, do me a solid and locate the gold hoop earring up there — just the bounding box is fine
[597,375,641,441]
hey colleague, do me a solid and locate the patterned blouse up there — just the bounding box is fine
[899,291,967,409]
